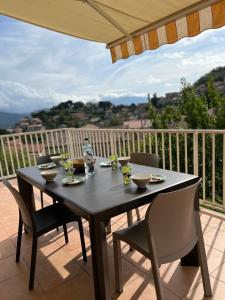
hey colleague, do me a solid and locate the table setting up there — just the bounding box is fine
[17,149,199,300]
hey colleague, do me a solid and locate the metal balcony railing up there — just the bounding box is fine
[0,127,225,212]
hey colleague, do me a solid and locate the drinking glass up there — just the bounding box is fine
[122,165,131,185]
[66,167,74,183]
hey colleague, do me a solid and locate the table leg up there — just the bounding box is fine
[181,244,200,266]
[17,175,35,211]
[89,217,111,300]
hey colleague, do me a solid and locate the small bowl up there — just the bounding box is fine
[50,155,61,164]
[118,156,130,166]
[131,174,151,189]
[73,158,85,170]
[40,169,58,182]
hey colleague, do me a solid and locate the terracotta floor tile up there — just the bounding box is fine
[0,273,48,300]
[186,276,225,299]
[2,180,225,299]
[36,256,83,292]
[0,236,16,260]
[21,237,64,267]
[120,244,225,298]
[111,274,180,300]
[53,223,90,252]
[45,272,94,300]
[0,226,8,241]
[0,255,27,282]
[211,260,225,283]
[203,227,225,252]
[200,210,225,231]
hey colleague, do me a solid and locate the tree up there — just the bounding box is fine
[110,117,120,126]
[98,101,112,111]
[0,129,10,135]
[205,76,221,109]
[160,106,181,128]
[147,93,151,104]
[73,101,84,111]
[179,78,211,129]
[151,93,160,108]
[130,103,137,112]
[57,100,73,110]
[148,103,161,128]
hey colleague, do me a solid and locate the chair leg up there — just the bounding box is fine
[63,224,69,244]
[197,239,212,297]
[113,235,123,293]
[52,199,59,231]
[135,208,141,221]
[127,211,134,251]
[40,191,44,209]
[149,237,164,300]
[127,210,133,226]
[77,218,87,263]
[29,235,37,290]
[106,220,112,234]
[16,212,23,263]
[195,214,212,297]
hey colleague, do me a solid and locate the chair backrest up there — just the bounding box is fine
[145,179,201,264]
[36,155,51,165]
[130,152,159,168]
[3,179,33,231]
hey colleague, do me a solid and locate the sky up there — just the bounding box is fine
[0,15,225,113]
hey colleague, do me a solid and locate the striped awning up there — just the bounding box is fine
[110,0,225,63]
[0,0,225,63]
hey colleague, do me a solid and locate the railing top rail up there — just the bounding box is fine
[71,128,225,134]
[0,128,68,139]
[2,127,225,139]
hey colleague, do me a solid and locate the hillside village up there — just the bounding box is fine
[26,92,181,131]
[2,66,225,134]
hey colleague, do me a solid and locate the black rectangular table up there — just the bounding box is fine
[17,158,199,300]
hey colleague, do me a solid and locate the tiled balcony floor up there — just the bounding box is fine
[1,180,225,299]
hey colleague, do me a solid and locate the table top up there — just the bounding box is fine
[17,157,198,218]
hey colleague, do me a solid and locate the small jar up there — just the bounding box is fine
[110,154,118,170]
[112,160,118,170]
[122,165,131,185]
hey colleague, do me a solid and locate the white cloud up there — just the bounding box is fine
[0,16,224,113]
[137,75,162,84]
[181,51,225,67]
[0,80,147,113]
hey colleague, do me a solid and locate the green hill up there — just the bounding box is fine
[194,66,225,87]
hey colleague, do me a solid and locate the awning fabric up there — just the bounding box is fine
[110,0,225,63]
[0,0,224,63]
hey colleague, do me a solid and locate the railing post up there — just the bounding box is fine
[67,128,75,158]
[0,161,3,179]
[109,131,115,155]
[193,131,199,176]
[223,134,225,209]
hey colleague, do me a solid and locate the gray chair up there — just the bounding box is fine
[113,180,212,300]
[36,155,53,208]
[3,179,87,290]
[128,152,160,225]
[130,152,159,168]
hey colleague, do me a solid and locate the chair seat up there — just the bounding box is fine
[114,220,150,257]
[33,203,78,236]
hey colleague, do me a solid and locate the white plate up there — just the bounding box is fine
[99,161,112,167]
[38,162,56,170]
[148,175,166,184]
[62,177,86,185]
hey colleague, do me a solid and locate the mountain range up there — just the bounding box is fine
[0,111,29,129]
